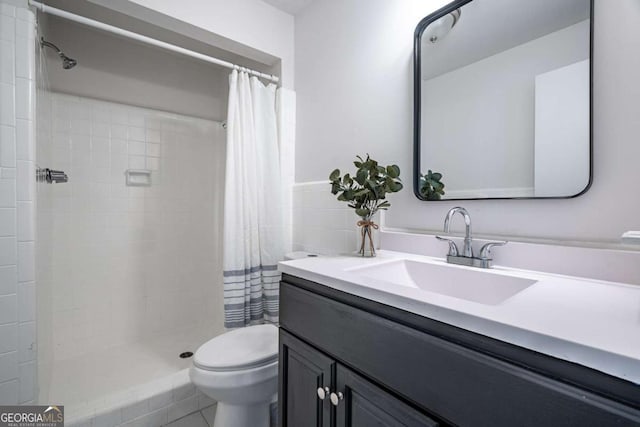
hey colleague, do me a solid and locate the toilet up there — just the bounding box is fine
[189,324,279,427]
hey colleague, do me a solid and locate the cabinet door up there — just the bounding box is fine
[279,330,334,427]
[335,364,440,427]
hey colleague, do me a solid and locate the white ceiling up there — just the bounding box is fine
[262,0,314,15]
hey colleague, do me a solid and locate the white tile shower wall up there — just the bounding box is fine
[35,43,54,401]
[292,181,380,255]
[39,93,226,363]
[0,0,37,405]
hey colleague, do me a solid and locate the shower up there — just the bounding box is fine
[33,10,229,423]
[30,2,276,424]
[40,37,77,69]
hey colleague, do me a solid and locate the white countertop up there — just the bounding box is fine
[278,250,640,384]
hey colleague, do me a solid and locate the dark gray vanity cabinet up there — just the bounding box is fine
[278,274,640,427]
[280,329,439,427]
[334,364,439,427]
[279,330,333,427]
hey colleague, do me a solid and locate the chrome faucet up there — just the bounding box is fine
[444,207,473,257]
[436,207,507,268]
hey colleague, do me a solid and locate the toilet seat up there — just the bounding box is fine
[194,324,278,372]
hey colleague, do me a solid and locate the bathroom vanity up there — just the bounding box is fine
[277,253,640,426]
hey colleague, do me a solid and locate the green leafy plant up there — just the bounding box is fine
[419,170,445,200]
[329,154,403,219]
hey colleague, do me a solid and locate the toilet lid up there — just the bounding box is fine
[194,324,278,371]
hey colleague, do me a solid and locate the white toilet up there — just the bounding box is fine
[189,324,279,427]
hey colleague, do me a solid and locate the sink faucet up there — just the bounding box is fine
[444,207,473,257]
[436,207,507,268]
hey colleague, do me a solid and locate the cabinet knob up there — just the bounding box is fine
[330,391,344,406]
[317,387,330,400]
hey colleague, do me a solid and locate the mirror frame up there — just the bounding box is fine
[413,0,594,201]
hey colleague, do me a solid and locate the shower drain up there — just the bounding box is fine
[179,351,193,359]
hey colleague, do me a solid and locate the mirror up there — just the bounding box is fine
[414,0,592,200]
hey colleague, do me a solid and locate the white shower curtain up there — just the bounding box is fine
[223,70,284,328]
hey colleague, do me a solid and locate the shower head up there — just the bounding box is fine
[62,55,77,70]
[40,37,77,69]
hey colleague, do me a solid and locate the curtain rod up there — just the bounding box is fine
[29,0,280,83]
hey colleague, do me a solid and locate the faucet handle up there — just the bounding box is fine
[479,241,507,259]
[436,236,459,256]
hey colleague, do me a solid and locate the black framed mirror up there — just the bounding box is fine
[414,0,593,201]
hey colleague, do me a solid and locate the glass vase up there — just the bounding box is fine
[356,217,378,257]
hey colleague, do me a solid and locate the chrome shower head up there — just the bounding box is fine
[61,55,77,69]
[40,37,77,70]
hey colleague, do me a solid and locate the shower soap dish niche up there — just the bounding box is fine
[126,169,152,187]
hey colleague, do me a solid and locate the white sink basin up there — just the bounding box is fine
[347,259,537,305]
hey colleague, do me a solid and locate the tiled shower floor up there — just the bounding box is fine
[44,325,224,424]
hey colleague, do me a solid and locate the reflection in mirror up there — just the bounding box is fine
[415,0,592,200]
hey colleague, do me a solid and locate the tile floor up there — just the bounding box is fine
[166,401,277,427]
[166,407,213,427]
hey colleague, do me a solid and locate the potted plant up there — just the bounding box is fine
[329,154,403,257]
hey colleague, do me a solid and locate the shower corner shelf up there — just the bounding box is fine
[125,169,152,187]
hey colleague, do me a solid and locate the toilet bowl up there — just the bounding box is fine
[189,324,278,427]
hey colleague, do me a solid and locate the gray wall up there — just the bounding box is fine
[294,0,640,247]
[43,16,230,121]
